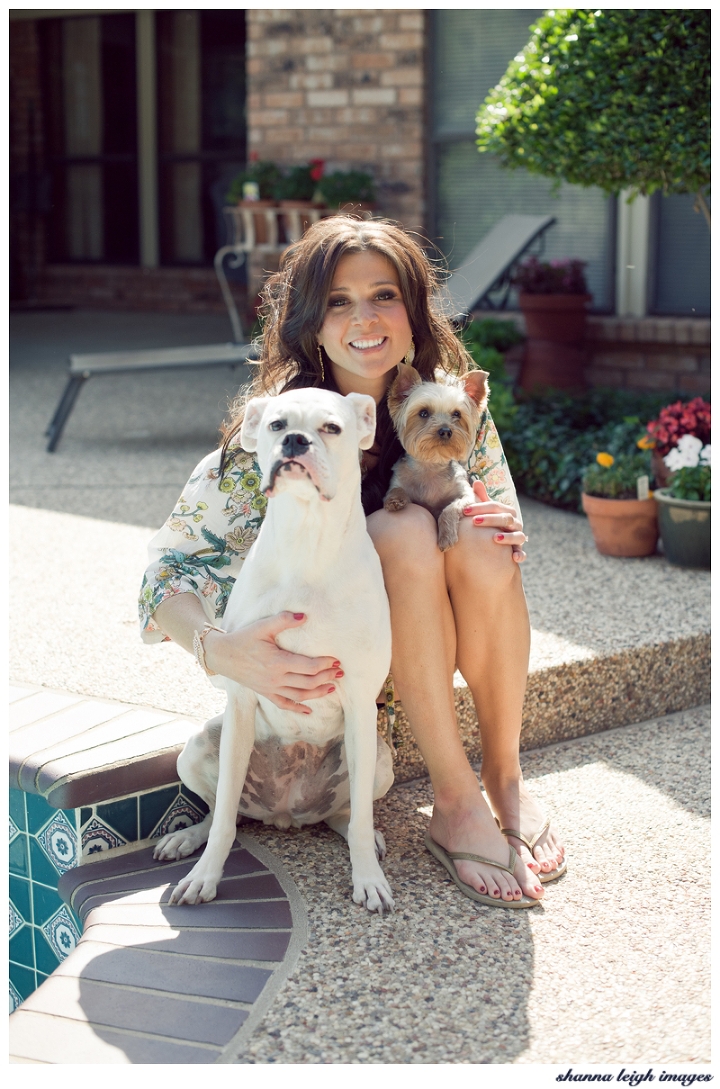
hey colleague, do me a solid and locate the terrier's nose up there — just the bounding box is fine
[282,432,311,457]
[437,427,453,440]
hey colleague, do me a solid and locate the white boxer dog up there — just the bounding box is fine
[154,387,395,914]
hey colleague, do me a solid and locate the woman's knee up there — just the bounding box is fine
[448,516,520,588]
[367,503,443,577]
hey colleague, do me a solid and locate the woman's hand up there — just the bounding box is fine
[203,612,342,715]
[463,480,527,564]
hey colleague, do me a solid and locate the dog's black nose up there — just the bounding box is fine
[282,432,311,457]
[437,427,453,440]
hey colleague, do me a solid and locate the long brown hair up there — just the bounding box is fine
[221,215,474,513]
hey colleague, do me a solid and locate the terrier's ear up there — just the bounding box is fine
[388,363,423,418]
[463,368,489,408]
[240,397,271,451]
[345,392,377,451]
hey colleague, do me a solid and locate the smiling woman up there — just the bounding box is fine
[140,215,566,913]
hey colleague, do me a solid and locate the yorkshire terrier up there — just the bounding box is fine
[384,363,489,551]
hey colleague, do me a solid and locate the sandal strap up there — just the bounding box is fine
[447,845,517,877]
[499,817,551,854]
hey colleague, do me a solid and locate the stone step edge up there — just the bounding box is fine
[390,632,710,782]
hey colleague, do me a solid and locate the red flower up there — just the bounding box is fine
[309,158,325,182]
[249,150,259,163]
[645,398,711,456]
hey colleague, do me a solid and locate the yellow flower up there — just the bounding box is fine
[218,477,235,493]
[637,435,655,450]
[596,452,614,467]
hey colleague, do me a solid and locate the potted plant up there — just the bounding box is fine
[643,397,711,489]
[654,435,711,569]
[274,160,326,239]
[315,169,377,212]
[225,159,282,244]
[581,449,658,557]
[511,256,591,390]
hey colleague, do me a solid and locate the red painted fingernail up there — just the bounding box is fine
[332,660,341,668]
[474,516,484,524]
[495,533,505,541]
[293,613,304,620]
[463,507,473,514]
[335,670,344,678]
[327,686,336,693]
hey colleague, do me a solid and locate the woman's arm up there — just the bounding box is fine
[465,408,527,563]
[153,593,342,714]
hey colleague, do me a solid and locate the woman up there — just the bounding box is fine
[139,216,565,906]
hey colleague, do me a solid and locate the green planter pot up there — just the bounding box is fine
[655,488,710,569]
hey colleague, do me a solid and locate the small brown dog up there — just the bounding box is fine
[384,363,489,550]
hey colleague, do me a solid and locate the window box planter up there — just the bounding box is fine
[654,489,710,569]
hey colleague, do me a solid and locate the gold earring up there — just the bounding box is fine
[404,339,416,365]
[317,343,325,383]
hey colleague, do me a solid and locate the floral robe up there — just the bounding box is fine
[138,408,520,643]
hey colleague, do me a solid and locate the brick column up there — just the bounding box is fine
[246,9,425,230]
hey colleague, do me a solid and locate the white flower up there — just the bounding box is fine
[664,433,704,470]
[700,444,711,466]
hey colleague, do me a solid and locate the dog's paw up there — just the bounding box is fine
[352,870,394,915]
[153,816,211,861]
[168,860,221,905]
[384,488,408,512]
[437,530,458,551]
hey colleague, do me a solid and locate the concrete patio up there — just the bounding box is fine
[9,310,711,1065]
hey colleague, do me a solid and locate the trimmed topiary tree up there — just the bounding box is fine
[476,9,710,225]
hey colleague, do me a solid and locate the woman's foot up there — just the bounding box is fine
[428,785,544,903]
[481,768,565,877]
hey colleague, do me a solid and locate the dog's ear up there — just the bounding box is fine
[387,363,422,418]
[463,368,489,408]
[240,397,270,451]
[345,392,377,451]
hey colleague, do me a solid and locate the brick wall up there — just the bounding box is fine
[585,317,711,395]
[246,9,425,230]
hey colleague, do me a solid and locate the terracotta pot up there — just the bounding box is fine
[581,493,659,557]
[519,293,591,390]
[654,488,710,569]
[238,199,277,244]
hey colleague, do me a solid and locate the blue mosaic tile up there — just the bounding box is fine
[140,785,179,838]
[183,785,210,815]
[80,807,93,826]
[10,815,20,843]
[9,789,26,832]
[36,810,78,874]
[29,838,62,888]
[41,905,80,962]
[31,881,63,929]
[10,899,23,938]
[9,962,36,1004]
[9,925,34,968]
[153,792,206,839]
[9,834,29,878]
[33,927,62,976]
[9,978,23,1013]
[10,877,31,924]
[97,796,138,843]
[25,792,55,835]
[81,816,126,857]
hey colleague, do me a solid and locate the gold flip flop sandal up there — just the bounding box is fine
[497,817,568,884]
[424,832,540,909]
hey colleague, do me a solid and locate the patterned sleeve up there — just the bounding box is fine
[466,408,523,524]
[138,446,268,644]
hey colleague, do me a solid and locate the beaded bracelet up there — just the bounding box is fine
[193,623,225,677]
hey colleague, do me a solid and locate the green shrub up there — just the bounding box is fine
[316,170,376,208]
[500,388,669,511]
[461,319,522,433]
[226,161,282,202]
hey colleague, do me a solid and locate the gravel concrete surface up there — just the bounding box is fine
[229,706,710,1065]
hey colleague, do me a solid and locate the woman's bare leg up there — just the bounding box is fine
[367,505,543,902]
[445,517,565,876]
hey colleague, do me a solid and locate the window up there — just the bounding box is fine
[156,10,246,265]
[40,14,139,264]
[648,194,710,317]
[429,10,615,312]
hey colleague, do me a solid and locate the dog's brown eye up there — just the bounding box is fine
[452,411,461,419]
[270,420,286,432]
[323,423,341,434]
[418,409,430,418]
